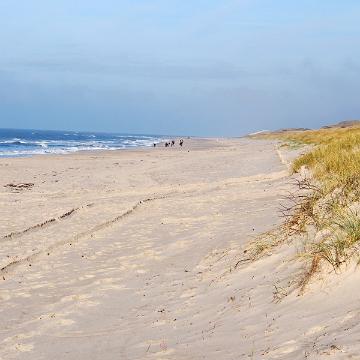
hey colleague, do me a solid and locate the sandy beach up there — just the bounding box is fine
[0,138,358,359]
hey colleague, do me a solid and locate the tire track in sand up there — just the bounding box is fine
[0,195,167,276]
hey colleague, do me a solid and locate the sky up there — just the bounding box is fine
[1,1,360,136]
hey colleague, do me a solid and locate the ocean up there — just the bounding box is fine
[0,128,167,158]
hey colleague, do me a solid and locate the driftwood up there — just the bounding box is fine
[4,183,34,191]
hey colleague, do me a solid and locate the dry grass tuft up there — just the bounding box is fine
[312,210,360,269]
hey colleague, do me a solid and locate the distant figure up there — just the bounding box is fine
[179,139,184,147]
[165,142,169,147]
[171,140,175,147]
[153,143,156,147]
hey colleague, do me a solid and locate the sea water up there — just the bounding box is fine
[0,128,167,157]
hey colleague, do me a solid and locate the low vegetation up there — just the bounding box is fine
[256,125,360,291]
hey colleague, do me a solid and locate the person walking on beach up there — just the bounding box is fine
[179,139,184,147]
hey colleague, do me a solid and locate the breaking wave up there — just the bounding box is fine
[0,129,167,157]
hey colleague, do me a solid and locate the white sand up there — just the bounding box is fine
[0,138,358,359]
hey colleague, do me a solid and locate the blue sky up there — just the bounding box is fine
[1,1,360,136]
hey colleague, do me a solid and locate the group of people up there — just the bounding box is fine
[153,139,184,148]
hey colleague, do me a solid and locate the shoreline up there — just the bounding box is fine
[0,136,229,160]
[0,128,172,160]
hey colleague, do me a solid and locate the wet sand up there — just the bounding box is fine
[1,138,358,359]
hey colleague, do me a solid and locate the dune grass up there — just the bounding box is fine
[261,126,360,191]
[278,127,360,192]
[255,126,360,290]
[258,126,360,201]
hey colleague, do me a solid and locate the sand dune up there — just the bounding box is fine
[0,138,358,359]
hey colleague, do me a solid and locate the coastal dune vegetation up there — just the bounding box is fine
[256,125,360,291]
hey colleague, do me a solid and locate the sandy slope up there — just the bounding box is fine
[0,138,358,359]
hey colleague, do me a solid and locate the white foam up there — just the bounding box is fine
[0,136,165,157]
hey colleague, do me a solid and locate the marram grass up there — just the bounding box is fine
[255,125,360,291]
[263,126,360,194]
